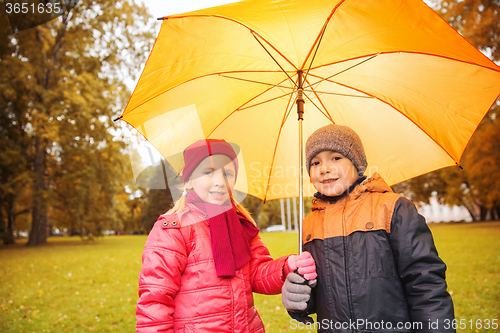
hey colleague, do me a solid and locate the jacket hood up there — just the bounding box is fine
[161,202,207,227]
[162,200,242,227]
[311,173,393,211]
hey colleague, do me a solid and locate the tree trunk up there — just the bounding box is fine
[485,208,493,221]
[27,135,49,246]
[479,205,488,221]
[253,199,263,229]
[4,195,16,245]
[26,21,68,246]
[0,202,10,245]
[464,204,477,222]
[494,205,500,221]
[488,204,499,221]
[0,194,16,245]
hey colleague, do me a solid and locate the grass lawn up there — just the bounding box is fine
[1,222,499,332]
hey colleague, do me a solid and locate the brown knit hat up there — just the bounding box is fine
[306,124,367,176]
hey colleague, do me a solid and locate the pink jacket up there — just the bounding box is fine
[136,203,290,333]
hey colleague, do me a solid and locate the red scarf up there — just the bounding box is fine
[186,191,259,277]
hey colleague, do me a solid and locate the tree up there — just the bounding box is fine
[460,119,500,219]
[435,0,500,61]
[136,161,176,233]
[258,199,282,230]
[0,0,154,244]
[394,0,500,221]
[241,195,264,228]
[0,6,34,244]
[394,120,500,221]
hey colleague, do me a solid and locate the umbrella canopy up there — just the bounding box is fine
[119,0,500,202]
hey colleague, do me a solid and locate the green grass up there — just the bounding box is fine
[1,223,499,333]
[428,222,500,329]
[0,236,145,333]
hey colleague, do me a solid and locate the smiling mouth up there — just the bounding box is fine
[321,178,338,184]
[209,191,226,197]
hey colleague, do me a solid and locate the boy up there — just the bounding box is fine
[282,124,455,332]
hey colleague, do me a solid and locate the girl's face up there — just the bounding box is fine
[185,154,236,205]
[309,150,358,197]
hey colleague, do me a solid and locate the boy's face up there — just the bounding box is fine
[309,150,358,197]
[186,154,236,205]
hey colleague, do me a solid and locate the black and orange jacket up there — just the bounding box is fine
[296,174,455,333]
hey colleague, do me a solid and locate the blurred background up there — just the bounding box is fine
[0,0,499,245]
[0,1,498,332]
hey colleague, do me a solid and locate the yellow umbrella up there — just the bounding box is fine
[118,0,500,249]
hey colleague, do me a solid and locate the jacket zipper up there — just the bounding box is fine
[341,196,357,333]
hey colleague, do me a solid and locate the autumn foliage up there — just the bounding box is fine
[393,0,500,221]
[0,0,154,245]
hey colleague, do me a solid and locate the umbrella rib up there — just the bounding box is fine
[311,73,465,166]
[301,0,345,82]
[305,53,381,90]
[237,91,295,111]
[304,90,374,98]
[303,51,500,75]
[303,70,462,166]
[281,93,296,125]
[302,76,334,122]
[218,74,294,90]
[165,13,299,71]
[304,93,332,121]
[262,94,297,202]
[304,94,333,122]
[225,75,297,111]
[206,76,292,137]
[252,32,298,89]
[301,7,334,84]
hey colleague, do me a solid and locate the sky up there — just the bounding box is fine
[128,0,242,84]
[140,0,434,21]
[140,0,240,24]
[125,1,245,174]
[126,0,242,89]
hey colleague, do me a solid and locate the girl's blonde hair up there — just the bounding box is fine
[170,192,257,226]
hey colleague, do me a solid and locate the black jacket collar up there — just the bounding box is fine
[313,176,367,204]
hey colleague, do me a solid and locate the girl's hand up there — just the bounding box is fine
[287,252,317,280]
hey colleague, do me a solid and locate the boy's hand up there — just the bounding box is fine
[282,272,315,311]
[287,251,317,280]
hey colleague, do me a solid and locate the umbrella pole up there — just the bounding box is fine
[297,71,305,254]
[298,119,304,254]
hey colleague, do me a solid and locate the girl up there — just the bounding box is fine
[136,139,316,333]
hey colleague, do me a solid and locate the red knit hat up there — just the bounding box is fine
[182,139,239,183]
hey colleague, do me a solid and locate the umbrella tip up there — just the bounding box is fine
[113,116,123,122]
[157,17,167,20]
[457,163,464,170]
